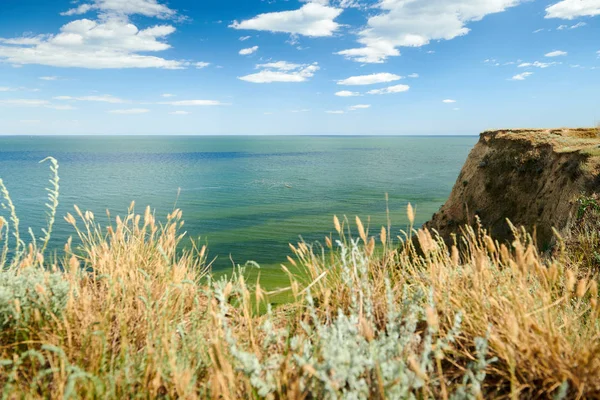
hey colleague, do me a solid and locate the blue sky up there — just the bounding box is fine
[0,0,598,135]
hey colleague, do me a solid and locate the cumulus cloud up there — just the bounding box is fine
[0,18,185,69]
[0,0,193,69]
[337,0,524,63]
[61,0,179,19]
[510,71,533,80]
[367,84,410,95]
[239,46,259,55]
[109,108,150,114]
[239,62,319,83]
[545,0,600,19]
[337,72,402,85]
[545,50,567,57]
[230,3,343,37]
[335,90,360,97]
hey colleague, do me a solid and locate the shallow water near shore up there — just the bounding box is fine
[0,135,476,289]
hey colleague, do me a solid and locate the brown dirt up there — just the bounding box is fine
[424,128,600,249]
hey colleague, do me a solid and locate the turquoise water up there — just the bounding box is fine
[0,136,476,285]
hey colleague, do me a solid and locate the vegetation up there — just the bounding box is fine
[1,160,600,399]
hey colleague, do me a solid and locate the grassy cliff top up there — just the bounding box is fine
[481,128,600,154]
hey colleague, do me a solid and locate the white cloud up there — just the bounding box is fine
[533,28,545,33]
[239,62,319,83]
[239,36,252,41]
[46,104,77,110]
[545,0,600,19]
[239,46,259,55]
[39,76,58,81]
[337,72,402,85]
[518,61,559,68]
[0,99,76,110]
[407,73,419,78]
[0,87,16,92]
[255,61,302,71]
[159,100,225,106]
[335,90,360,97]
[545,50,567,57]
[61,0,179,19]
[54,94,126,103]
[348,104,371,110]
[442,99,456,103]
[0,99,50,107]
[109,108,150,114]
[570,22,587,28]
[367,84,410,95]
[196,62,210,69]
[169,110,190,115]
[326,110,345,114]
[161,93,175,98]
[230,3,343,37]
[0,16,185,69]
[510,72,533,80]
[337,0,524,63]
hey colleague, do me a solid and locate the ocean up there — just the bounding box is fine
[0,135,476,286]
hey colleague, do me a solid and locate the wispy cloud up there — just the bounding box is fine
[510,72,534,80]
[54,94,126,103]
[239,62,319,83]
[545,50,567,57]
[335,90,360,97]
[337,73,402,86]
[367,84,410,95]
[109,108,150,114]
[239,46,259,55]
[159,100,226,106]
[348,104,370,110]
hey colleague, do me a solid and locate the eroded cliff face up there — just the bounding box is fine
[425,128,600,248]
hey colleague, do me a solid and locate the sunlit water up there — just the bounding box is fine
[0,136,476,288]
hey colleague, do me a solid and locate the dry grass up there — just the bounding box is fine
[1,160,600,399]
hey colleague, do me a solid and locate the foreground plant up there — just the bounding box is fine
[0,159,599,399]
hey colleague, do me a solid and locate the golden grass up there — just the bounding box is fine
[1,161,600,399]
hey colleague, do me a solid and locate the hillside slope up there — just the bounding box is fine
[425,128,600,248]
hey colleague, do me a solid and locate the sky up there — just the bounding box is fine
[0,0,598,135]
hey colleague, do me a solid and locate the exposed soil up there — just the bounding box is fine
[424,128,600,249]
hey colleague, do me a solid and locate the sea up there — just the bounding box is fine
[0,135,476,288]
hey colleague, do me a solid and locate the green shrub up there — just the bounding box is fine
[0,268,70,331]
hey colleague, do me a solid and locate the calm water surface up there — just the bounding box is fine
[0,136,476,286]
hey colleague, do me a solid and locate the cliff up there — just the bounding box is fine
[425,128,600,248]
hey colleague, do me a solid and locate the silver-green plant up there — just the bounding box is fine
[0,267,70,331]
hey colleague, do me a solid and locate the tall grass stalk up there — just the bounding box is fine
[0,159,599,399]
